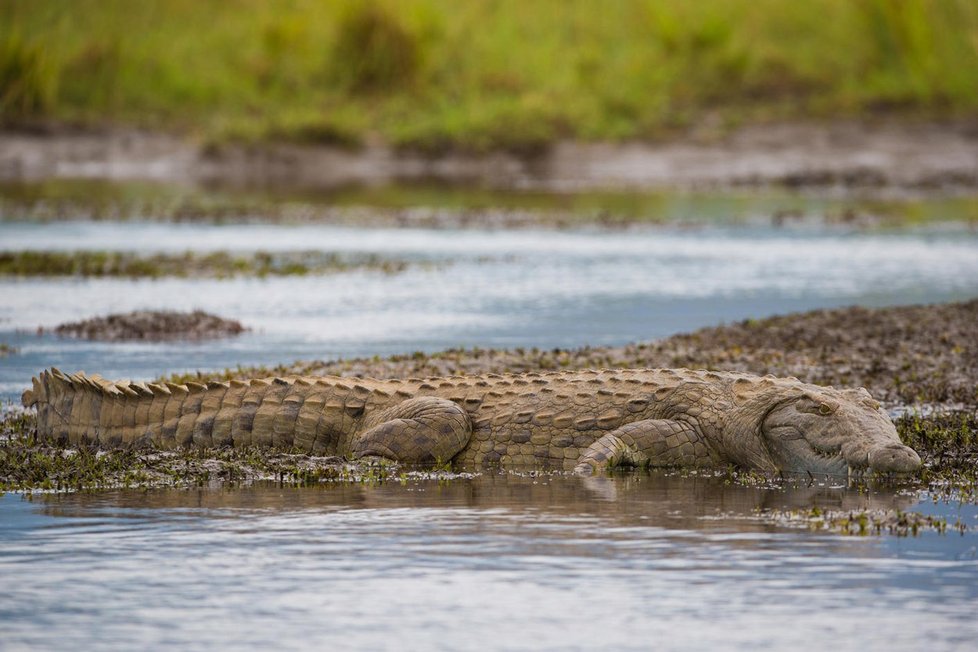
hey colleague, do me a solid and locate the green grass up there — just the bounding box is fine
[2,0,977,152]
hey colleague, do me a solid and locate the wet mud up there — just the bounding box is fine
[263,299,978,409]
[2,121,977,195]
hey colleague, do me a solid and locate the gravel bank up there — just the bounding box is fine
[53,310,246,342]
[227,299,977,409]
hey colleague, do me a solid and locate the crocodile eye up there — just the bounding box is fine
[818,403,833,415]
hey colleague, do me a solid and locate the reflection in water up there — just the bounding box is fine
[31,471,918,528]
[1,473,975,651]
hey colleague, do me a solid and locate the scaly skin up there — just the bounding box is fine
[22,367,921,476]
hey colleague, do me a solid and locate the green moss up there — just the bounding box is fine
[0,250,419,279]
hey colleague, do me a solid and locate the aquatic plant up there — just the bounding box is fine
[0,250,415,279]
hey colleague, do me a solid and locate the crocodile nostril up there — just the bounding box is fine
[868,444,921,473]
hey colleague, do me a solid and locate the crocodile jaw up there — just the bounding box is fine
[760,390,922,477]
[766,427,849,476]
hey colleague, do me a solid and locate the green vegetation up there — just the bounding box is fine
[3,179,978,229]
[772,505,967,536]
[2,0,977,152]
[897,410,978,498]
[0,250,414,278]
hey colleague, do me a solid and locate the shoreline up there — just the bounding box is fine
[175,299,978,411]
[3,299,974,499]
[2,120,977,195]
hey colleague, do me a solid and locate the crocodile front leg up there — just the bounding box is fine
[574,419,713,474]
[352,397,472,464]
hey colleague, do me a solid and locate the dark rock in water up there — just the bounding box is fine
[52,310,246,342]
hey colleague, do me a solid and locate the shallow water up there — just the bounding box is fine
[2,220,978,401]
[1,474,976,651]
[3,187,978,650]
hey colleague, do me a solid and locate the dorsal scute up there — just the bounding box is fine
[102,383,123,397]
[148,383,171,396]
[166,382,190,394]
[131,382,154,397]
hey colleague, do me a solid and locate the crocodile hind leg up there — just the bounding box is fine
[352,397,472,464]
[574,419,713,474]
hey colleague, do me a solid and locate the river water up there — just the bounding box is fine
[2,219,978,401]
[2,475,977,651]
[2,192,978,650]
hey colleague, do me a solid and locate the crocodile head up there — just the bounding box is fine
[760,387,920,476]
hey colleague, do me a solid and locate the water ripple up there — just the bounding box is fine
[1,475,976,651]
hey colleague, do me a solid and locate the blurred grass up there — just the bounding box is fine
[3,179,978,228]
[1,0,977,152]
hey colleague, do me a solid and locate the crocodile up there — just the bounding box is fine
[21,367,921,476]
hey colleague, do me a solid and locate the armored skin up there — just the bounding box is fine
[22,367,921,476]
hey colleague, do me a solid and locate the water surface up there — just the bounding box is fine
[3,188,978,650]
[2,220,977,401]
[1,474,976,651]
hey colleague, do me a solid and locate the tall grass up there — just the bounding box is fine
[2,0,977,150]
[0,31,56,118]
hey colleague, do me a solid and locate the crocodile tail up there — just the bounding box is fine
[28,368,108,445]
[26,368,203,447]
[24,368,151,446]
[27,368,69,443]
[23,369,356,453]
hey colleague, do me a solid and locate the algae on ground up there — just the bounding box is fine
[4,179,978,229]
[0,250,415,279]
[0,409,400,492]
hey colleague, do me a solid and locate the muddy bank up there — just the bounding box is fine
[223,299,977,409]
[52,310,246,342]
[2,121,977,195]
[4,300,976,502]
[167,298,977,492]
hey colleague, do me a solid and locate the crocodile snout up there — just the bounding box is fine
[868,444,921,473]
